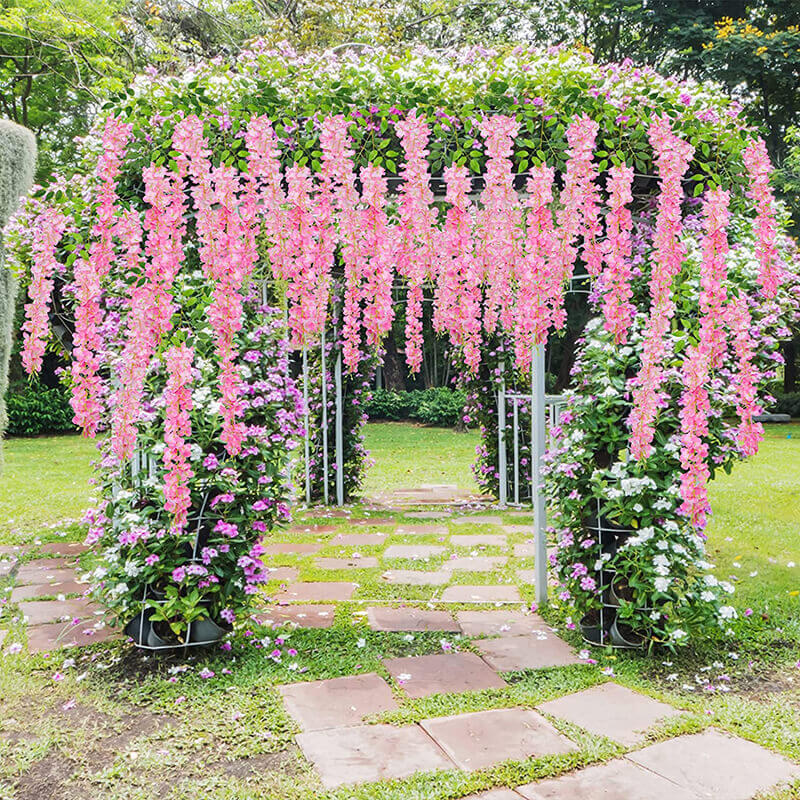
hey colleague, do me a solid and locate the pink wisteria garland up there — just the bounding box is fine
[163,343,195,533]
[20,207,67,375]
[396,110,437,372]
[628,116,694,461]
[70,117,132,437]
[743,139,781,299]
[436,164,482,372]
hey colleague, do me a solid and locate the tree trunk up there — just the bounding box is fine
[784,337,798,394]
[382,334,406,391]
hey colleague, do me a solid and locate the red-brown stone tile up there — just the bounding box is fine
[383,652,506,698]
[366,607,460,632]
[476,633,578,671]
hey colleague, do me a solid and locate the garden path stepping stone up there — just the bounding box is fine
[367,607,460,632]
[441,585,522,603]
[260,542,323,555]
[333,533,387,546]
[514,544,537,557]
[263,567,299,582]
[351,518,396,527]
[502,525,534,535]
[421,708,576,771]
[278,673,398,730]
[395,524,449,536]
[381,569,451,586]
[456,610,548,637]
[0,560,15,578]
[255,604,335,628]
[627,728,800,799]
[296,723,454,788]
[314,557,380,570]
[537,683,681,746]
[476,633,578,670]
[452,515,504,526]
[405,511,451,519]
[18,598,101,626]
[27,620,118,653]
[384,544,447,560]
[383,652,506,697]
[287,524,337,534]
[11,580,87,602]
[0,629,6,649]
[443,556,507,572]
[15,563,75,586]
[463,791,525,800]
[516,759,699,800]
[276,582,356,602]
[516,570,538,585]
[451,535,507,547]
[37,542,88,557]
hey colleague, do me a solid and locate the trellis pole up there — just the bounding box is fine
[334,346,344,506]
[497,361,507,507]
[321,329,329,505]
[532,343,548,605]
[302,347,311,504]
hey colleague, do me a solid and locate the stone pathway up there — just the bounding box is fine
[2,510,799,799]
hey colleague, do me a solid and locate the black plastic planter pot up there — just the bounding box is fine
[124,609,155,646]
[188,616,230,645]
[580,610,613,646]
[610,618,646,649]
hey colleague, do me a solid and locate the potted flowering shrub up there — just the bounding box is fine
[544,204,799,649]
[86,290,304,646]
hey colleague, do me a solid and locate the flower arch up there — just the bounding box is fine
[9,44,799,646]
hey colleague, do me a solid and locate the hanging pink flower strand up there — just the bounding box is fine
[396,110,437,373]
[163,343,195,534]
[628,116,694,461]
[21,207,67,375]
[70,116,132,437]
[436,164,482,372]
[743,139,781,299]
[727,296,763,457]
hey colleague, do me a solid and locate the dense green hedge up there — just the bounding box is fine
[771,392,800,417]
[365,387,467,427]
[5,381,76,436]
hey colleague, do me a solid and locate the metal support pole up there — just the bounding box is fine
[321,330,329,505]
[335,348,344,506]
[497,361,507,507]
[513,399,519,506]
[302,347,311,505]
[532,344,548,605]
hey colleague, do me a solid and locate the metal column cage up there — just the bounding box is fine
[123,478,232,650]
[579,498,645,649]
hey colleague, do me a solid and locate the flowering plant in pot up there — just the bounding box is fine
[544,200,799,649]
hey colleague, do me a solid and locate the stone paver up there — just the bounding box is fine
[476,633,578,671]
[276,582,356,602]
[37,542,88,558]
[463,792,524,800]
[260,542,323,555]
[263,567,299,582]
[451,535,507,547]
[11,580,87,602]
[517,759,699,800]
[405,511,451,519]
[441,585,522,603]
[287,524,337,534]
[314,557,380,570]
[395,524,449,536]
[421,708,576,771]
[514,544,537,558]
[279,673,398,731]
[627,729,800,800]
[383,544,447,560]
[18,598,102,626]
[333,533,387,546]
[383,652,506,698]
[443,556,507,572]
[352,518,396,527]
[0,559,17,578]
[255,604,335,628]
[296,724,454,788]
[366,607,459,632]
[516,570,538,585]
[537,683,681,746]
[15,563,75,586]
[381,569,451,586]
[452,515,504,526]
[456,610,548,637]
[27,620,118,653]
[502,525,534,535]
[0,629,7,649]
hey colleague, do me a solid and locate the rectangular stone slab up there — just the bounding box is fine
[441,585,522,603]
[314,557,380,570]
[254,604,335,628]
[367,607,460,632]
[383,652,506,698]
[456,610,548,637]
[476,633,579,671]
[278,673,398,731]
[451,535,507,547]
[451,515,504,526]
[442,556,507,572]
[18,598,102,626]
[15,565,76,586]
[296,723,454,788]
[627,729,800,800]
[517,759,700,799]
[11,581,87,602]
[275,582,356,602]
[27,620,118,653]
[260,543,323,555]
[381,569,451,586]
[331,533,387,546]
[383,544,447,560]
[537,683,681,746]
[421,708,576,771]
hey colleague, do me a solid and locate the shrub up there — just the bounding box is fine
[365,387,466,427]
[5,381,75,436]
[770,392,800,417]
